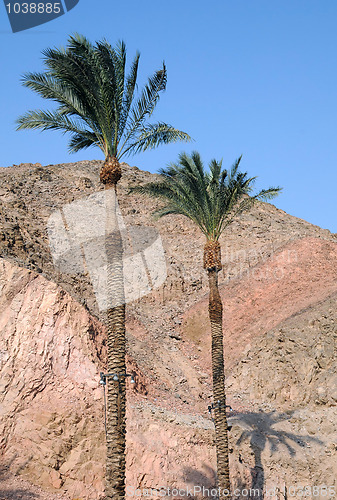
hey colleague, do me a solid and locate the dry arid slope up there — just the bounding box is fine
[0,160,336,499]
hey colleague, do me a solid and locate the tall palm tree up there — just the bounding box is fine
[132,151,280,495]
[16,33,190,500]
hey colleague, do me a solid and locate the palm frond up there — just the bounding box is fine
[131,181,210,236]
[17,34,190,162]
[254,187,282,201]
[120,64,167,151]
[131,152,281,241]
[16,109,104,153]
[68,132,103,153]
[17,109,82,132]
[120,122,191,157]
[119,52,140,140]
[20,72,92,122]
[42,37,112,141]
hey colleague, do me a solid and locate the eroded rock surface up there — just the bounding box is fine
[0,160,336,499]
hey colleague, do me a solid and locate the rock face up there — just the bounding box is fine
[0,259,106,498]
[0,160,336,499]
[226,290,337,494]
[0,259,216,499]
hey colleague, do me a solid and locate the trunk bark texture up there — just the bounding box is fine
[208,269,231,496]
[104,185,126,500]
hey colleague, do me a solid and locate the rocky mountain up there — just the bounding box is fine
[0,160,336,499]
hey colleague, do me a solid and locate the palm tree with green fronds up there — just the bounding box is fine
[16,33,190,500]
[132,151,281,495]
[16,33,190,188]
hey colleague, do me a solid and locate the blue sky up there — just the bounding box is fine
[1,1,337,232]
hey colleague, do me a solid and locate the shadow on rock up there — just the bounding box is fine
[179,411,323,499]
[0,458,40,499]
[182,463,217,499]
[230,410,324,498]
[0,488,40,499]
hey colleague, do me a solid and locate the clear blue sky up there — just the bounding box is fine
[1,1,337,232]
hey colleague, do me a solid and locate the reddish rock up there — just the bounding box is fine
[0,161,336,498]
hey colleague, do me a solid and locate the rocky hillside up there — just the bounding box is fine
[0,160,336,499]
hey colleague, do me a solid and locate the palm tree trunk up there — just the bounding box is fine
[208,269,231,495]
[104,187,126,500]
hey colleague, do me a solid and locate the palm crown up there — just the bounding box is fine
[133,151,281,241]
[16,34,190,160]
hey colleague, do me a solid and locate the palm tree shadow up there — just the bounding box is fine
[230,410,324,496]
[182,463,217,499]
[182,459,253,499]
[181,411,324,499]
